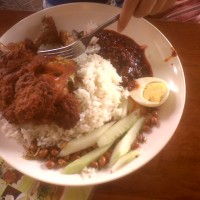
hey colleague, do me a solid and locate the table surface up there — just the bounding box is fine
[0,10,200,200]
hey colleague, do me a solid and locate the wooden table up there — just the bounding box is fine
[0,10,200,200]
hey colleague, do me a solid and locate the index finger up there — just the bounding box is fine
[117,0,140,32]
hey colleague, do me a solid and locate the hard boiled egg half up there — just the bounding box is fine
[130,77,170,107]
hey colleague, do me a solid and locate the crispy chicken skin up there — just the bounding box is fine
[0,39,36,108]
[34,16,60,48]
[34,16,78,48]
[0,40,80,129]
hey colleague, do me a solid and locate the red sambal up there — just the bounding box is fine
[96,30,153,87]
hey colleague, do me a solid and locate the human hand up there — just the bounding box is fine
[117,0,177,32]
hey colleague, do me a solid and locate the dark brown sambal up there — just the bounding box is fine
[96,30,153,87]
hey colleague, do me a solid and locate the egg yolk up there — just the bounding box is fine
[143,82,167,102]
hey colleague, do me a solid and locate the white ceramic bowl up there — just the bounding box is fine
[0,3,185,186]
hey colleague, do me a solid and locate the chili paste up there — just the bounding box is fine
[96,30,153,87]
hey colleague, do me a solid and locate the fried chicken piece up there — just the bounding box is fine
[0,42,10,56]
[3,72,56,124]
[0,42,80,130]
[53,93,80,129]
[0,39,36,109]
[34,16,79,48]
[12,73,56,124]
[34,16,60,48]
[59,31,76,46]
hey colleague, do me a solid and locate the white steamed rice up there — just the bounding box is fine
[0,53,129,147]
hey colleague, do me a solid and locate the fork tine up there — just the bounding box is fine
[42,52,75,59]
[39,48,74,56]
[40,49,75,59]
[38,41,85,58]
[37,14,120,59]
[38,43,76,58]
[39,46,74,55]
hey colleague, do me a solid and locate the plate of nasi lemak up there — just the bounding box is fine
[0,3,185,186]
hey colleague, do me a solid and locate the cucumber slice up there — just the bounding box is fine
[62,144,112,174]
[109,117,144,166]
[120,97,128,118]
[97,109,140,147]
[111,149,141,172]
[59,121,115,157]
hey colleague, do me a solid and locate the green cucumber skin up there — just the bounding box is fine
[111,149,141,172]
[97,110,140,147]
[109,117,144,166]
[59,121,115,157]
[62,144,112,174]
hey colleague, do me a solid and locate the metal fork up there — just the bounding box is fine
[38,13,120,59]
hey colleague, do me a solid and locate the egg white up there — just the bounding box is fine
[129,77,169,107]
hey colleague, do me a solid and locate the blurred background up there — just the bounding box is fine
[0,0,199,23]
[0,0,43,11]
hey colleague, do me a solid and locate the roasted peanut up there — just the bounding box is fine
[89,161,98,168]
[104,152,112,162]
[46,160,56,169]
[29,142,37,153]
[98,156,107,168]
[70,154,81,162]
[38,149,49,159]
[131,142,140,150]
[142,125,151,133]
[50,147,60,157]
[151,116,158,125]
[57,158,67,167]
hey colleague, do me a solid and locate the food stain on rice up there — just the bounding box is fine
[0,53,128,147]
